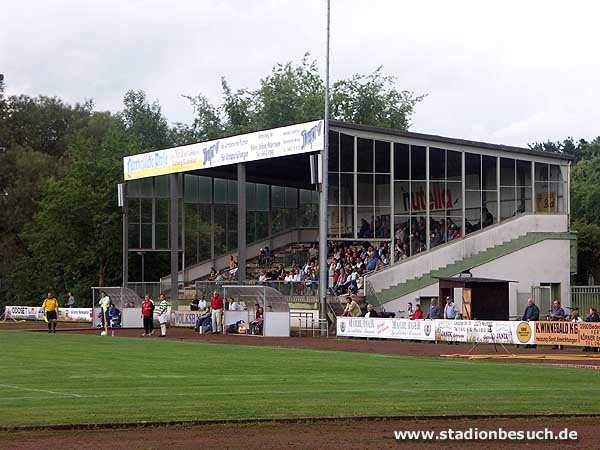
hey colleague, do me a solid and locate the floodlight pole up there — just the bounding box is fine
[318,0,331,337]
[169,173,179,302]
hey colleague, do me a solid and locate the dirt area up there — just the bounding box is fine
[0,417,598,450]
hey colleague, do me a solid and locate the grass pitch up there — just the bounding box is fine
[1,330,599,426]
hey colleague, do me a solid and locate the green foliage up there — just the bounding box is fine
[571,221,600,284]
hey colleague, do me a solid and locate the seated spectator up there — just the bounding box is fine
[208,268,218,281]
[410,304,423,320]
[342,297,362,317]
[194,303,212,332]
[584,308,600,352]
[364,304,378,318]
[228,297,243,311]
[228,255,238,276]
[251,307,264,335]
[571,310,583,322]
[109,303,121,328]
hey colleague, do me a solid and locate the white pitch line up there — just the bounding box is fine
[0,384,82,398]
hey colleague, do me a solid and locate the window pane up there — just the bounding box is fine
[184,175,199,203]
[328,206,340,238]
[340,133,354,172]
[155,175,169,198]
[340,173,354,205]
[198,176,212,203]
[214,206,226,255]
[129,198,140,223]
[516,160,531,187]
[535,163,549,182]
[140,178,154,197]
[394,180,410,214]
[227,180,238,204]
[246,183,256,211]
[255,211,269,239]
[128,223,140,248]
[156,223,169,249]
[375,140,390,173]
[328,131,339,172]
[374,207,390,239]
[375,175,390,206]
[328,173,339,205]
[285,187,297,208]
[156,198,169,223]
[411,146,426,180]
[394,216,410,258]
[446,181,462,216]
[482,191,497,228]
[141,198,153,223]
[357,174,374,206]
[447,150,461,181]
[256,184,269,211]
[430,215,446,248]
[482,155,497,190]
[357,138,373,173]
[271,185,285,208]
[550,164,562,182]
[429,148,445,180]
[500,158,515,186]
[465,190,481,234]
[410,181,427,215]
[516,186,532,214]
[430,181,447,215]
[465,153,481,190]
[535,182,552,212]
[394,143,409,180]
[141,224,153,248]
[500,186,516,220]
[340,205,354,238]
[357,207,374,238]
[214,179,227,204]
[127,179,141,197]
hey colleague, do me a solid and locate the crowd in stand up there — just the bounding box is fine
[394,216,462,260]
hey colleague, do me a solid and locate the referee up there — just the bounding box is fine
[42,293,59,333]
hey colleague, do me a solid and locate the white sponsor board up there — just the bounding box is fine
[434,320,535,345]
[336,317,536,345]
[336,317,436,341]
[123,120,324,180]
[4,306,92,322]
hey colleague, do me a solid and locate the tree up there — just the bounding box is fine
[119,90,172,151]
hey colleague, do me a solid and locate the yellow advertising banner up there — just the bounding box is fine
[533,321,600,346]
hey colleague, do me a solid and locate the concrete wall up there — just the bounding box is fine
[366,214,568,294]
[380,238,571,319]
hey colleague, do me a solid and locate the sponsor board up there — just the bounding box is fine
[434,320,533,345]
[533,321,600,346]
[336,317,436,341]
[123,120,324,180]
[170,310,202,327]
[4,306,92,322]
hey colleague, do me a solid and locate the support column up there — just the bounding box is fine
[169,173,179,301]
[237,163,246,281]
[122,182,128,287]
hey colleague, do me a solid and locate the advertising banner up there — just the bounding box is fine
[434,320,530,345]
[533,321,600,347]
[336,317,435,341]
[170,310,202,327]
[4,306,92,322]
[123,120,324,180]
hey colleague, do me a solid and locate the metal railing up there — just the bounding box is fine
[194,280,319,301]
[571,286,600,314]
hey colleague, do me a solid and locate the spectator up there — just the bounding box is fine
[428,299,441,319]
[210,290,224,334]
[228,297,243,311]
[66,292,75,308]
[99,291,110,330]
[410,304,424,320]
[109,303,121,328]
[444,297,457,320]
[584,308,600,352]
[406,302,415,318]
[342,297,362,317]
[141,294,154,336]
[251,307,264,335]
[208,268,218,281]
[194,305,212,332]
[364,304,378,318]
[228,255,238,276]
[190,294,200,311]
[548,300,566,321]
[522,298,540,321]
[571,310,583,322]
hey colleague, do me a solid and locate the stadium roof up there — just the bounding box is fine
[330,120,574,162]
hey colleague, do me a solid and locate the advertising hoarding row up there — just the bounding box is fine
[4,306,93,322]
[123,120,324,180]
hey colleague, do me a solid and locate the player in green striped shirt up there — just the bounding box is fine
[157,293,169,337]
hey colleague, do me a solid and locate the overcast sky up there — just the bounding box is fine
[2,0,599,147]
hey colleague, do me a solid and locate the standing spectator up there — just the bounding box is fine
[251,307,265,335]
[157,293,169,337]
[584,308,600,352]
[66,292,75,308]
[410,304,424,320]
[42,293,59,333]
[444,297,457,320]
[428,299,441,319]
[406,302,416,319]
[522,298,540,322]
[548,300,566,321]
[190,294,200,311]
[141,294,154,336]
[210,290,224,334]
[521,298,540,348]
[99,291,110,330]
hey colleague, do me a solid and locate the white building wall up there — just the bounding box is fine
[380,238,571,319]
